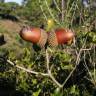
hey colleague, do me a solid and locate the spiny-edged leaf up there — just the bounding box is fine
[51,88,63,96]
[70,85,79,95]
[70,85,76,94]
[32,79,37,85]
[61,64,74,70]
[33,89,41,96]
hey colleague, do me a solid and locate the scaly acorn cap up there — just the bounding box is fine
[37,29,48,48]
[48,28,74,48]
[48,30,58,48]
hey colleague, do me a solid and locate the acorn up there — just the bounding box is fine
[48,28,74,48]
[20,27,48,48]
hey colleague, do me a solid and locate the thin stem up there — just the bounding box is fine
[62,49,82,87]
[93,45,96,84]
[62,37,88,87]
[61,0,65,22]
[7,60,49,76]
[44,0,62,27]
[46,50,50,72]
[46,50,63,88]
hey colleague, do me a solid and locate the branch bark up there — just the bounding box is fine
[7,60,49,76]
[46,50,63,88]
[61,0,65,22]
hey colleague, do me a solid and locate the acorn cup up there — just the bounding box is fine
[48,28,74,48]
[48,29,58,48]
[19,27,48,49]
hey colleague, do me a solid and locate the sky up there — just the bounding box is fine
[5,0,23,5]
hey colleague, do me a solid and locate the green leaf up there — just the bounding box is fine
[51,88,63,96]
[70,85,79,95]
[70,85,76,94]
[32,79,37,85]
[61,64,74,70]
[33,89,41,96]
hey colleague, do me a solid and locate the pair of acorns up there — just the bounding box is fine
[19,27,74,49]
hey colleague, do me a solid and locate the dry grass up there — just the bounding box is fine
[0,20,24,57]
[0,20,21,33]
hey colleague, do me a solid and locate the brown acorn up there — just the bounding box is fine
[48,28,74,48]
[20,27,47,48]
